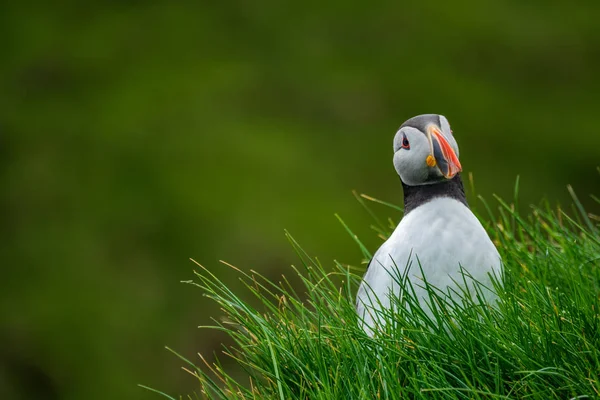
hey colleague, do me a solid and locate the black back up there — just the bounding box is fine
[402,174,469,215]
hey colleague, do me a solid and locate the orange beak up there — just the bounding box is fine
[429,126,462,179]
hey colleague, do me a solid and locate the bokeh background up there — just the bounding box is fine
[2,1,600,399]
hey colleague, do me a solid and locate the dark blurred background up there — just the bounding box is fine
[2,1,600,399]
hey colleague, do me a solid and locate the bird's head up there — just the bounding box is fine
[393,114,462,186]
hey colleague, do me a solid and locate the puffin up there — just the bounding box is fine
[356,114,502,335]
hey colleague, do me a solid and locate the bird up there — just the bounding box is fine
[355,114,502,335]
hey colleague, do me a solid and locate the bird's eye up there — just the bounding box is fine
[401,135,410,150]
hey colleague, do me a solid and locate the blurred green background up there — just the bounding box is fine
[2,1,600,399]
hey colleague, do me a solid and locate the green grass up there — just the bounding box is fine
[147,177,600,399]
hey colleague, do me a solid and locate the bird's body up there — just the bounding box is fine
[356,114,502,334]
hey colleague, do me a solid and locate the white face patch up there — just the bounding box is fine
[393,127,435,186]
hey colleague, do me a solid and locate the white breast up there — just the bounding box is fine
[356,197,502,334]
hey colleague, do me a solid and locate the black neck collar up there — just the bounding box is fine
[402,174,469,215]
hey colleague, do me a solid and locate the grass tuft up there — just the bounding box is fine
[145,178,600,399]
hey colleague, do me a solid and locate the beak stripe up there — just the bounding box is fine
[430,127,462,178]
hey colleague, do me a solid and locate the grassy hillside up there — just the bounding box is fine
[153,180,600,399]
